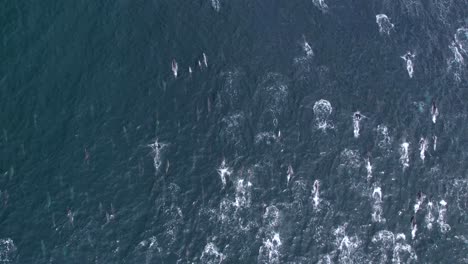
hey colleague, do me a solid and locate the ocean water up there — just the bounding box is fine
[1,0,468,263]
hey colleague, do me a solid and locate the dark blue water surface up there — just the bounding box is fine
[1,0,468,263]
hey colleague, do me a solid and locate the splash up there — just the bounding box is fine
[286,165,294,185]
[425,201,435,230]
[171,59,178,78]
[312,0,328,12]
[431,102,439,124]
[371,186,385,223]
[201,242,225,264]
[376,14,394,35]
[203,53,208,67]
[437,200,451,233]
[217,159,232,187]
[0,238,16,263]
[414,192,425,213]
[303,39,314,57]
[400,52,415,78]
[400,142,410,168]
[210,0,220,12]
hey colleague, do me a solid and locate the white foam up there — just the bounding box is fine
[317,254,332,264]
[312,0,328,12]
[455,27,468,54]
[372,186,385,223]
[254,132,277,145]
[263,205,280,228]
[258,205,281,263]
[400,142,410,168]
[0,239,15,263]
[201,242,225,263]
[339,149,361,169]
[376,14,394,35]
[448,41,464,82]
[400,52,415,78]
[258,232,282,264]
[220,112,245,147]
[332,225,362,263]
[210,0,220,12]
[171,59,178,78]
[286,165,294,185]
[392,234,417,263]
[414,192,425,213]
[217,159,232,188]
[370,230,395,263]
[149,138,166,172]
[313,99,333,131]
[233,179,252,209]
[449,41,464,64]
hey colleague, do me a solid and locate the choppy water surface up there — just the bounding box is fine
[1,0,467,263]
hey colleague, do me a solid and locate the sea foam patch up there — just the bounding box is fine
[376,14,394,35]
[313,99,334,131]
